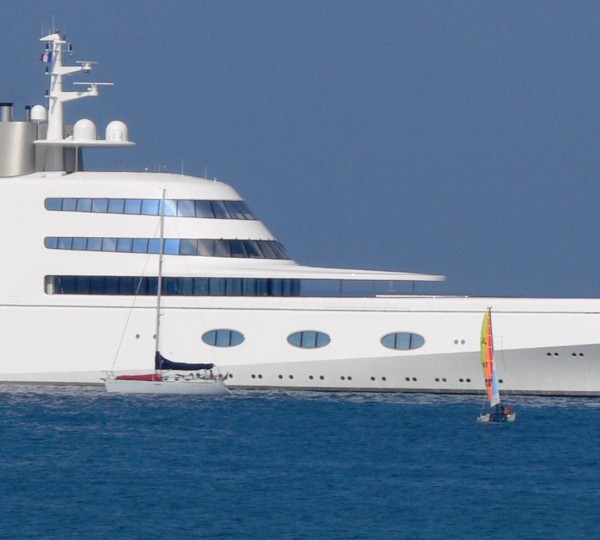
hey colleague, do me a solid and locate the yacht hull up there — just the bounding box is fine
[3,295,600,395]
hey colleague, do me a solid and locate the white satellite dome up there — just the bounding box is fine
[73,118,97,141]
[105,120,129,142]
[30,104,47,123]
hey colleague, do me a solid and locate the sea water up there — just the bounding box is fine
[1,387,599,539]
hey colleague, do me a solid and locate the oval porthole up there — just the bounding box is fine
[202,329,244,347]
[287,330,331,349]
[381,332,425,350]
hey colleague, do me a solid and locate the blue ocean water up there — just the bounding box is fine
[1,387,599,539]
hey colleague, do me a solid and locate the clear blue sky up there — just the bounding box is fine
[5,1,600,297]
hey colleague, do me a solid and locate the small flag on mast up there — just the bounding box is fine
[40,50,53,63]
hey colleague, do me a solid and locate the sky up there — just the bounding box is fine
[4,1,600,298]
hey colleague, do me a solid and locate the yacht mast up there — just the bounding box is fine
[36,31,134,172]
[39,32,98,170]
[154,190,167,367]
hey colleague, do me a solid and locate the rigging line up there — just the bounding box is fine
[495,334,513,404]
[109,216,162,372]
[496,335,508,373]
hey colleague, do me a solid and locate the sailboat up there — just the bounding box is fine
[104,192,231,395]
[476,309,516,423]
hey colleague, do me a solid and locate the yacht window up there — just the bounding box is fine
[162,200,177,217]
[45,197,257,220]
[243,278,258,295]
[124,199,142,215]
[72,237,88,250]
[177,200,195,217]
[270,280,283,296]
[62,199,77,211]
[119,277,136,295]
[258,241,277,258]
[44,236,289,259]
[116,238,133,252]
[256,279,269,296]
[197,239,215,256]
[92,199,109,213]
[381,332,425,350]
[214,240,231,257]
[211,201,231,219]
[163,239,180,255]
[141,199,160,215]
[271,242,288,259]
[178,278,193,295]
[108,199,125,214]
[194,200,213,218]
[202,329,244,347]
[282,279,300,296]
[102,238,117,252]
[57,237,73,249]
[146,239,159,254]
[237,201,255,219]
[146,279,158,296]
[179,239,198,255]
[243,240,262,258]
[132,238,149,253]
[76,276,91,293]
[45,199,61,211]
[87,238,102,251]
[224,201,243,219]
[193,278,210,295]
[229,240,247,258]
[58,276,76,293]
[46,276,301,297]
[226,278,243,295]
[77,198,92,212]
[104,277,119,294]
[209,278,226,295]
[162,277,179,295]
[287,331,331,349]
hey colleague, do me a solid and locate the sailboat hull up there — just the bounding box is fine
[104,378,231,395]
[477,413,516,423]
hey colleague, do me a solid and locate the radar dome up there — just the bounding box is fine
[106,120,129,142]
[73,119,97,141]
[30,105,47,122]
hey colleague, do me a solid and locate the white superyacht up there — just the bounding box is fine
[1,30,600,395]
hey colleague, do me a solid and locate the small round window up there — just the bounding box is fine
[202,329,244,347]
[381,332,425,350]
[287,330,331,349]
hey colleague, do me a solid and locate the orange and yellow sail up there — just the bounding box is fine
[480,309,501,407]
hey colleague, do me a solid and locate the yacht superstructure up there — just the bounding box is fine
[2,31,600,395]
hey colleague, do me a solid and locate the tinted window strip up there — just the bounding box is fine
[46,276,301,297]
[45,237,288,260]
[45,198,256,220]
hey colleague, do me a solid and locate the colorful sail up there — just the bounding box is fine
[480,309,500,407]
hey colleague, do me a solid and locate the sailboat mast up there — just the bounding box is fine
[154,189,166,359]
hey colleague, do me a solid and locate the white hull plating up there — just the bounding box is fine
[104,378,230,395]
[3,295,600,395]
